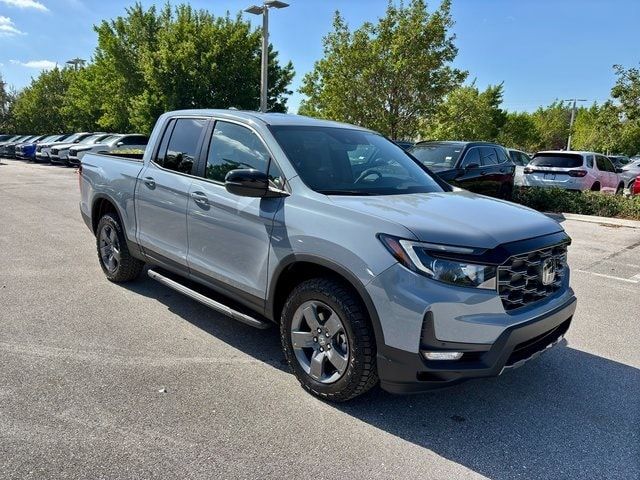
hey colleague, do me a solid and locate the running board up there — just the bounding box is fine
[147,269,270,329]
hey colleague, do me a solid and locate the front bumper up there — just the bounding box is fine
[377,296,576,393]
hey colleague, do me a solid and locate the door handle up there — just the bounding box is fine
[480,170,487,176]
[190,191,209,206]
[143,177,156,189]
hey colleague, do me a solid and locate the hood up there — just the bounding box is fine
[329,190,563,249]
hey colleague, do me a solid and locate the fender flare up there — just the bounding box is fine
[267,253,386,351]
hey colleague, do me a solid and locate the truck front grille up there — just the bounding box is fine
[498,244,568,311]
[50,148,58,155]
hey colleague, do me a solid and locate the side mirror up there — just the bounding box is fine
[615,167,624,173]
[464,163,480,170]
[117,141,124,147]
[225,169,269,197]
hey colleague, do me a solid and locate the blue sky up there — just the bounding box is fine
[1,0,638,113]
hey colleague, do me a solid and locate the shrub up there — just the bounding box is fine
[512,187,640,220]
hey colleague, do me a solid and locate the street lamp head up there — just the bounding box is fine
[264,0,289,8]
[244,5,264,15]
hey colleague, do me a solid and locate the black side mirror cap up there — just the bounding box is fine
[464,163,480,170]
[225,169,272,197]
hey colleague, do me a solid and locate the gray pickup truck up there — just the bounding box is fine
[80,110,577,401]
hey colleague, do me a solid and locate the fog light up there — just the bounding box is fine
[423,351,464,361]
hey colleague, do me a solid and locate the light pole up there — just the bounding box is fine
[65,58,86,71]
[564,98,587,150]
[245,1,289,113]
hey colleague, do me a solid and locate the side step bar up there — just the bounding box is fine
[147,269,270,329]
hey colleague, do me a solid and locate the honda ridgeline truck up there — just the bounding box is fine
[79,110,577,401]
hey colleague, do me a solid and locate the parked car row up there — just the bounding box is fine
[0,132,149,166]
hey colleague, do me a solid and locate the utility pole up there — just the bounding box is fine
[245,1,289,113]
[564,98,587,150]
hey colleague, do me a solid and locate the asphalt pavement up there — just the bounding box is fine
[0,158,638,479]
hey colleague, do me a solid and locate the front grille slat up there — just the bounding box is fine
[498,244,568,311]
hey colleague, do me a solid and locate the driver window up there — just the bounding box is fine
[460,148,480,168]
[206,121,284,188]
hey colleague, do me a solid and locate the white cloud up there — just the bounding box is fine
[10,59,57,69]
[0,15,25,37]
[0,0,48,12]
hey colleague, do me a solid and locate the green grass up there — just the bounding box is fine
[512,187,640,221]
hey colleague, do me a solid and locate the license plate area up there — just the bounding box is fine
[544,173,556,180]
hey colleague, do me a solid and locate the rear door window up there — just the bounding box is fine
[479,146,498,166]
[155,118,207,174]
[530,154,583,168]
[495,147,510,164]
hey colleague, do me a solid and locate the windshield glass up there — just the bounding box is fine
[59,133,83,144]
[409,143,463,170]
[270,126,446,196]
[530,154,583,168]
[81,134,108,144]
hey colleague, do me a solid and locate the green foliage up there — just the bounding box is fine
[421,82,505,141]
[81,3,294,134]
[0,73,16,132]
[513,187,640,220]
[497,111,540,152]
[611,63,640,121]
[299,0,466,139]
[12,2,294,135]
[529,101,571,151]
[11,67,76,134]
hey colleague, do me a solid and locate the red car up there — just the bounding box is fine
[633,175,640,196]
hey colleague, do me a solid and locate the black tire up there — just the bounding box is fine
[615,183,624,195]
[96,213,144,282]
[590,182,601,191]
[280,277,378,402]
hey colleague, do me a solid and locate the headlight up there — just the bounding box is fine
[378,234,497,289]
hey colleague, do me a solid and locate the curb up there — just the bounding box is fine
[545,212,640,229]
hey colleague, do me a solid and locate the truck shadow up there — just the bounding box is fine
[123,274,639,480]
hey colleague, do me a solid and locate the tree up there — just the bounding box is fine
[497,111,540,152]
[420,82,505,141]
[0,73,17,132]
[299,0,466,139]
[11,67,75,134]
[64,3,294,134]
[611,63,640,121]
[530,101,571,151]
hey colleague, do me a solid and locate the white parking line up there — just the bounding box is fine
[576,269,640,284]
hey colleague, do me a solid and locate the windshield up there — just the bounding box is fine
[530,154,583,168]
[409,143,463,170]
[60,133,84,144]
[81,134,109,144]
[270,126,446,196]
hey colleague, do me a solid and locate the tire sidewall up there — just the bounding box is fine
[96,213,126,280]
[281,282,366,398]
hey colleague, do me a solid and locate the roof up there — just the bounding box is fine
[167,109,372,131]
[535,150,600,156]
[413,140,503,147]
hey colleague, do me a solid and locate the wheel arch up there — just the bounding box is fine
[267,254,386,351]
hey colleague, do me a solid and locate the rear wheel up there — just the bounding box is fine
[590,182,601,191]
[615,183,624,195]
[280,277,378,402]
[96,213,144,282]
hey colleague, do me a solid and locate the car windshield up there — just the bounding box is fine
[408,144,463,171]
[530,154,583,168]
[81,134,109,144]
[60,133,84,143]
[270,126,446,196]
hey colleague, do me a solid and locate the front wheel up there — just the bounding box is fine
[280,278,378,402]
[96,213,144,282]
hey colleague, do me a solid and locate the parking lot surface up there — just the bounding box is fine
[1,159,638,480]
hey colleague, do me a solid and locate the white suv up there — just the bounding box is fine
[524,151,623,194]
